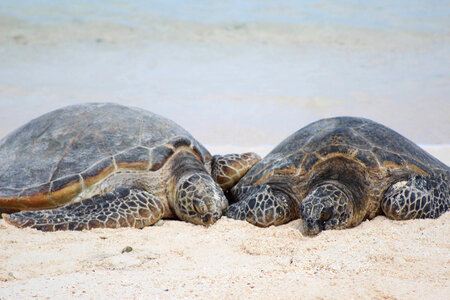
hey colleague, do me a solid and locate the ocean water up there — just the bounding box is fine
[0,1,449,155]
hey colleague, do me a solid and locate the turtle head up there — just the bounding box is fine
[299,182,355,236]
[210,152,261,191]
[174,173,228,226]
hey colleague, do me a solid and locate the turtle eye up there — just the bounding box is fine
[299,203,305,217]
[320,206,333,222]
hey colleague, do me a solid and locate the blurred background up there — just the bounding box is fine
[0,0,449,160]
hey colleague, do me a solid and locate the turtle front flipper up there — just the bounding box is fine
[225,184,297,227]
[211,153,261,192]
[381,174,449,220]
[2,188,164,231]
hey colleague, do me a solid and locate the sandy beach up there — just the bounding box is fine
[0,146,449,299]
[0,1,449,299]
[1,207,449,299]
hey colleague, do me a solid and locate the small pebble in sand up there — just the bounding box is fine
[121,246,133,254]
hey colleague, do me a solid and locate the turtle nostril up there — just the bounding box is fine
[299,204,306,217]
[202,214,212,224]
[306,218,315,228]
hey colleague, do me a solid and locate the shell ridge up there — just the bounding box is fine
[138,117,143,145]
[78,174,85,192]
[0,162,13,183]
[93,133,110,157]
[49,121,94,182]
[298,133,317,154]
[350,127,374,148]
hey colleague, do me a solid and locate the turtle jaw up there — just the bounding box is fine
[301,216,324,236]
[300,205,329,236]
[173,173,228,226]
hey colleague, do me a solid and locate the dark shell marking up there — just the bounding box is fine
[0,103,210,212]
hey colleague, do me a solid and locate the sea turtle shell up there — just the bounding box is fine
[234,117,448,210]
[0,103,210,212]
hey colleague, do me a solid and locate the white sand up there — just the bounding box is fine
[1,149,449,299]
[0,214,449,299]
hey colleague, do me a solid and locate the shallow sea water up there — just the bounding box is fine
[0,1,449,152]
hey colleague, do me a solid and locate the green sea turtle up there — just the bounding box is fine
[0,103,260,231]
[226,116,449,235]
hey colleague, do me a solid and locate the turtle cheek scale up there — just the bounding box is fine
[174,173,227,226]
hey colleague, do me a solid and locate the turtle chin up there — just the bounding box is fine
[174,173,228,226]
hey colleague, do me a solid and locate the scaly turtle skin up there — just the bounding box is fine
[0,103,260,231]
[226,117,449,235]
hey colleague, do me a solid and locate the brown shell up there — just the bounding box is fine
[0,103,210,212]
[238,117,449,188]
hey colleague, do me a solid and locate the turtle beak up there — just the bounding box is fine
[299,202,325,236]
[201,212,220,226]
[301,217,323,236]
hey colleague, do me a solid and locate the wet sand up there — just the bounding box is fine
[0,2,449,147]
